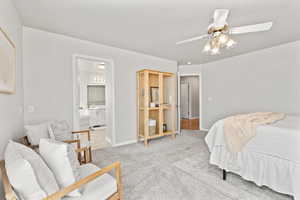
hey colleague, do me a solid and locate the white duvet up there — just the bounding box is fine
[205,114,300,199]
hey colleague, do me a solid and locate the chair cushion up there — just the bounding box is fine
[25,122,51,145]
[49,120,73,141]
[62,164,117,200]
[39,139,82,197]
[4,140,59,200]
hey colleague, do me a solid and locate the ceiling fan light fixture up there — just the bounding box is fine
[211,47,220,55]
[218,34,229,45]
[226,38,236,48]
[202,41,211,52]
[176,9,273,56]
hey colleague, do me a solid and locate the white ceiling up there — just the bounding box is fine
[13,0,300,64]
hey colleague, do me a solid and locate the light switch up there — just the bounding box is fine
[18,106,23,115]
[208,97,213,102]
[28,105,35,113]
[168,96,172,103]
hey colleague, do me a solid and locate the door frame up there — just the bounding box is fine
[72,54,116,146]
[178,73,204,132]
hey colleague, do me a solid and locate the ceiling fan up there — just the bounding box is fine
[176,9,273,55]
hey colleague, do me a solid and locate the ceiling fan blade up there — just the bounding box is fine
[176,34,208,45]
[230,22,273,35]
[213,9,229,25]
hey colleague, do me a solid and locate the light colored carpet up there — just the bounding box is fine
[93,130,292,200]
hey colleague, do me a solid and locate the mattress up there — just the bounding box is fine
[205,114,300,199]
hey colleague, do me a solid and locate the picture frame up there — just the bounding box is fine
[150,87,159,106]
[0,27,16,94]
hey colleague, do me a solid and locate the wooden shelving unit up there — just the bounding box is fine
[137,69,176,146]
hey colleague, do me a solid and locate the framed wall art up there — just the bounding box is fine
[0,27,16,94]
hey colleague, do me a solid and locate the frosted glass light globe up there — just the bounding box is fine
[211,48,220,55]
[218,34,229,45]
[226,39,236,48]
[203,42,211,52]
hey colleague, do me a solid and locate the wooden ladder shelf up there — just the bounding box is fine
[136,69,176,146]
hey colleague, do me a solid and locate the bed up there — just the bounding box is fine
[205,114,300,200]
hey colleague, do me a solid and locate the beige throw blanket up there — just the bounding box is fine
[224,112,285,152]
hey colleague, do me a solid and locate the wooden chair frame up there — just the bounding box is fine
[72,129,92,164]
[0,160,123,200]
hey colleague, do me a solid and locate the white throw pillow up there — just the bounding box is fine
[25,122,51,145]
[4,140,59,200]
[39,139,82,197]
[49,120,73,141]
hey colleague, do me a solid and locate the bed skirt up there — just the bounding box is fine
[209,146,300,200]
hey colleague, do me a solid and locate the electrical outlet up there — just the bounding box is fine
[28,105,35,113]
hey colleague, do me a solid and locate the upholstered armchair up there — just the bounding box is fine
[21,120,93,164]
[20,135,90,165]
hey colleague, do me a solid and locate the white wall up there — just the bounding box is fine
[0,0,23,197]
[180,41,300,129]
[23,27,177,145]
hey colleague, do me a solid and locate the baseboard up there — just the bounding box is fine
[200,128,209,131]
[113,140,137,147]
[113,132,179,147]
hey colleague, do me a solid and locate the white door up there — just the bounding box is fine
[180,83,189,119]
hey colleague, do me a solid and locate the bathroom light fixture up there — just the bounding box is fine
[97,65,105,69]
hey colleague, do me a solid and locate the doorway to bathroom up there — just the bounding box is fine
[72,55,115,149]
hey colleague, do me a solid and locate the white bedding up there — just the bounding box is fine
[205,114,300,199]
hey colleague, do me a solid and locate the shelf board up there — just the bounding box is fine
[149,134,163,139]
[139,107,159,110]
[139,105,173,111]
[137,69,174,77]
[163,73,173,77]
[162,105,172,110]
[163,131,174,136]
[139,131,175,139]
[149,71,159,75]
[138,134,161,139]
[149,107,159,110]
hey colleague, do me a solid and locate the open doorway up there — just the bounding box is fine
[73,55,115,149]
[179,75,201,131]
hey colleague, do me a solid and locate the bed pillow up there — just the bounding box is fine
[4,140,59,200]
[39,139,82,197]
[25,122,51,145]
[49,120,73,141]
